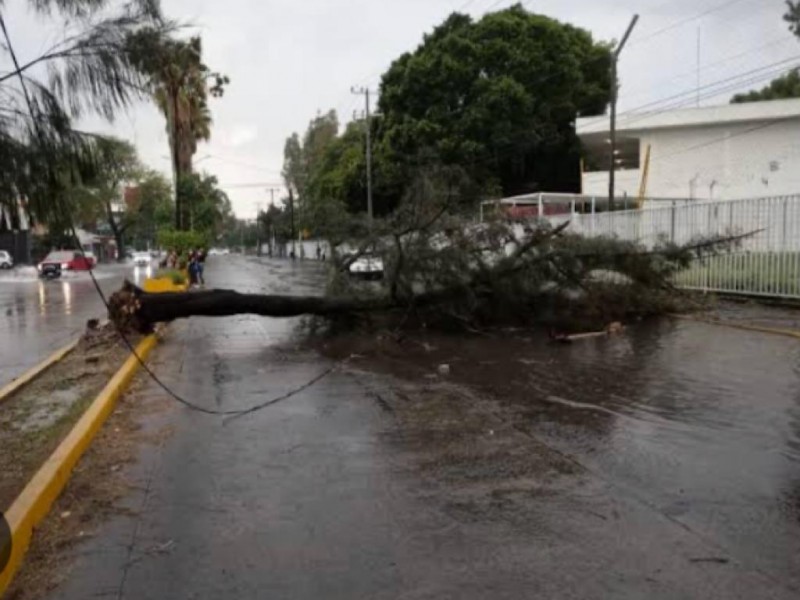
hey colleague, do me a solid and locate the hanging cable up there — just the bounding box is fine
[0,14,341,419]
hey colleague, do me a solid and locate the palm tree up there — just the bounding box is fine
[131,34,227,230]
[0,0,167,230]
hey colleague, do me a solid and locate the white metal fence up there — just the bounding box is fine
[549,195,800,299]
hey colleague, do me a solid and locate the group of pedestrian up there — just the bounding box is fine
[160,247,207,287]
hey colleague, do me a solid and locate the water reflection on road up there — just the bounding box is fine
[401,317,800,590]
[0,264,151,387]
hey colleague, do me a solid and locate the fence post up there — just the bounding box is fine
[783,197,788,248]
[670,200,676,243]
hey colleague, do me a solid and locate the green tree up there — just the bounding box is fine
[731,4,800,103]
[282,133,305,201]
[0,0,166,229]
[786,0,800,36]
[127,170,174,249]
[178,172,233,239]
[376,5,612,204]
[129,33,229,230]
[282,110,340,208]
[731,69,800,103]
[306,121,366,217]
[69,136,142,259]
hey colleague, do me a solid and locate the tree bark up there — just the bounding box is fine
[109,281,390,333]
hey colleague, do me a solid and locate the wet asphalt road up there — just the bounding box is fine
[0,263,151,388]
[42,256,800,599]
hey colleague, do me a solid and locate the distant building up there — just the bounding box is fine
[577,98,800,201]
[0,198,32,264]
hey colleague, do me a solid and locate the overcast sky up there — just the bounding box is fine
[4,0,797,216]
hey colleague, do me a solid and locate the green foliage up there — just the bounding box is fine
[157,229,208,255]
[282,133,305,200]
[306,121,367,216]
[786,0,800,37]
[155,268,187,284]
[128,32,229,229]
[734,3,800,103]
[258,203,293,243]
[282,110,339,204]
[0,0,168,225]
[177,172,233,238]
[127,170,174,248]
[376,5,612,202]
[289,5,612,227]
[731,69,800,103]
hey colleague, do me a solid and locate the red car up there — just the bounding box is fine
[38,250,95,278]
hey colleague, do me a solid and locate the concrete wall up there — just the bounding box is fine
[582,119,800,201]
[582,169,641,200]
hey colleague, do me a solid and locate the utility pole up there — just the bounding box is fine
[608,14,639,212]
[255,202,262,256]
[351,86,374,223]
[264,187,280,257]
[289,188,296,259]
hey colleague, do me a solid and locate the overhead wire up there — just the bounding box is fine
[0,14,341,420]
[619,36,797,104]
[627,0,754,48]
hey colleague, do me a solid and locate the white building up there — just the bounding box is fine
[578,98,800,202]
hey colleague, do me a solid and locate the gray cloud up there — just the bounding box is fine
[3,0,795,215]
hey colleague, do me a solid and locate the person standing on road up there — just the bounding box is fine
[197,248,207,286]
[187,250,199,287]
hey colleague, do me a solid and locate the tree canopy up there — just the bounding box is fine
[376,5,611,204]
[128,32,229,230]
[175,172,234,240]
[730,2,800,103]
[285,4,612,229]
[731,69,800,103]
[0,0,168,228]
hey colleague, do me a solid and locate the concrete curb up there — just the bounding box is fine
[0,340,79,404]
[0,334,159,597]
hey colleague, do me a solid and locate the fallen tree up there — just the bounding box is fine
[108,166,748,334]
[109,212,745,335]
[109,283,391,333]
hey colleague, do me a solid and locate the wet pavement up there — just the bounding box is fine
[38,256,800,599]
[0,264,151,388]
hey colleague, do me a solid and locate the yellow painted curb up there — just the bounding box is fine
[673,314,800,340]
[0,334,159,597]
[0,340,79,404]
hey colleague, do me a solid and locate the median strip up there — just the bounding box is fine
[0,333,158,597]
[0,340,79,404]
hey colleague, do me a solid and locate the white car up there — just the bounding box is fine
[348,254,384,280]
[0,250,12,269]
[132,251,151,267]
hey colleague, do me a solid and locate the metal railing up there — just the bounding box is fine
[551,195,800,299]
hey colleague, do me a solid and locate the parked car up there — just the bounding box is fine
[37,250,94,278]
[132,251,151,267]
[0,250,12,269]
[348,254,384,280]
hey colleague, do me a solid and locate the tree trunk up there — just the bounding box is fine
[104,199,126,262]
[109,281,390,333]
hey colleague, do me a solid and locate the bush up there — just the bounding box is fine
[155,268,186,285]
[157,229,208,256]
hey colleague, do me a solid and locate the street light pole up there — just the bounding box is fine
[608,14,639,212]
[351,86,374,223]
